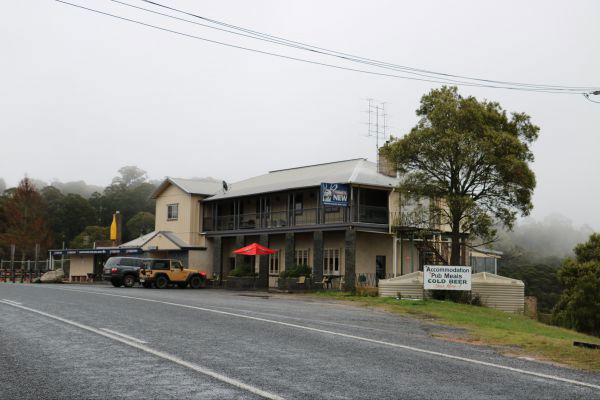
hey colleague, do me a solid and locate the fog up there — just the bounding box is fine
[496,214,594,259]
[1,0,599,229]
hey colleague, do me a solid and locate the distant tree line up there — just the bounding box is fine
[0,166,157,260]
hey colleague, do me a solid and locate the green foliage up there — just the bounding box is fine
[552,234,600,336]
[498,261,562,313]
[69,226,110,248]
[428,289,482,306]
[228,264,256,277]
[380,86,539,264]
[574,233,600,263]
[41,187,96,247]
[279,264,312,278]
[126,211,155,238]
[90,181,156,241]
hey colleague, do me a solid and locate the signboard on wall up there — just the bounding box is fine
[321,183,350,207]
[423,265,472,291]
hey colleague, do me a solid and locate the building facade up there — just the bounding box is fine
[55,158,493,286]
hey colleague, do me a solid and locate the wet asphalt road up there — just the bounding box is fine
[0,283,599,400]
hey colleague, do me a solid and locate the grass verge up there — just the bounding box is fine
[308,291,600,371]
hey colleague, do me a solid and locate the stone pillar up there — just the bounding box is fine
[212,237,222,285]
[344,228,356,291]
[258,234,269,288]
[235,235,245,269]
[285,232,295,272]
[525,296,538,319]
[312,231,324,284]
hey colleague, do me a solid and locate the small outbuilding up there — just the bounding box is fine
[378,271,425,299]
[378,271,525,313]
[471,272,525,313]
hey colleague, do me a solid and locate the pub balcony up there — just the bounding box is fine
[202,205,389,233]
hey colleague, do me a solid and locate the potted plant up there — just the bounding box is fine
[278,264,313,290]
[225,264,258,290]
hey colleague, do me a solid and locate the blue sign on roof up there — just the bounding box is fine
[321,183,350,207]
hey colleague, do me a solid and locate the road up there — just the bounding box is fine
[0,284,599,399]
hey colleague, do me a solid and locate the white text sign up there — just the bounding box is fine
[424,265,472,291]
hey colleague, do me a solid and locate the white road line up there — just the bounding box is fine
[1,299,22,305]
[0,300,284,400]
[27,286,600,391]
[99,328,148,344]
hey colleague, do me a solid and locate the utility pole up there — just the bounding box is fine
[34,243,40,279]
[10,244,15,283]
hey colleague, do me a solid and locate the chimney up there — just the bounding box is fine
[377,153,397,177]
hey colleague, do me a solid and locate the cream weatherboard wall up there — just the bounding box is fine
[154,184,207,247]
[69,255,94,280]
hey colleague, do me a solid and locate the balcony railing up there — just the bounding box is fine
[203,205,388,232]
[389,209,439,231]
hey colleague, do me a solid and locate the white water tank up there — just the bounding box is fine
[378,271,525,313]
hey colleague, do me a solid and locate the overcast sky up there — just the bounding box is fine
[1,0,599,229]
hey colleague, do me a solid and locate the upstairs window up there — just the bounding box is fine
[167,203,179,221]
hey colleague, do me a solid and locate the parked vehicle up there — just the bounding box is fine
[102,257,147,288]
[139,259,207,289]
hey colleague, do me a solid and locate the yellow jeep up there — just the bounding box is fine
[139,259,207,289]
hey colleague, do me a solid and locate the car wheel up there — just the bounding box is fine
[122,275,135,288]
[111,279,122,287]
[189,275,204,289]
[177,282,188,289]
[155,275,168,289]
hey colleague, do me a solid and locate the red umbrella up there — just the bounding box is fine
[232,243,277,256]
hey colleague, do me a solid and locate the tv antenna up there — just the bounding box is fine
[365,99,389,155]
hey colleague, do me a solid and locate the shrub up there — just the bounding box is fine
[280,264,312,279]
[552,259,600,336]
[228,264,256,277]
[429,290,482,306]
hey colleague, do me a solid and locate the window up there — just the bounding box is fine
[295,249,310,266]
[171,260,183,269]
[269,251,281,275]
[167,204,179,220]
[323,248,341,275]
[151,260,170,270]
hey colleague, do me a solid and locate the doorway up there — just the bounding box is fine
[375,255,386,282]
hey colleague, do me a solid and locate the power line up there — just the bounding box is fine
[583,93,600,104]
[137,0,599,92]
[53,0,595,96]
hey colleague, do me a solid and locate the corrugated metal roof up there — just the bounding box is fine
[206,158,399,201]
[120,231,157,248]
[151,177,223,199]
[120,230,205,250]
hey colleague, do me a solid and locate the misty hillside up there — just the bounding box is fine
[495,214,594,259]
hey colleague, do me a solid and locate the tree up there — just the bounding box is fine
[69,226,110,248]
[552,234,600,336]
[41,187,96,247]
[0,178,6,194]
[380,86,539,264]
[111,166,148,188]
[126,211,155,238]
[574,233,600,263]
[0,178,52,257]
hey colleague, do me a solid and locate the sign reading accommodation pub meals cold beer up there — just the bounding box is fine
[320,183,350,207]
[423,265,472,291]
